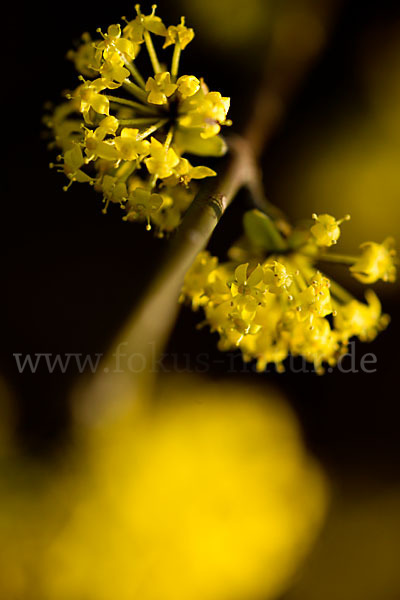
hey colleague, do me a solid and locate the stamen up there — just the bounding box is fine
[102,198,111,214]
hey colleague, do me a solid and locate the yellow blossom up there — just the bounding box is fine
[177,75,201,98]
[125,187,163,228]
[95,24,136,61]
[123,4,167,43]
[179,90,230,138]
[263,261,293,295]
[297,272,332,320]
[48,4,230,232]
[145,72,177,105]
[179,251,219,309]
[101,174,128,211]
[84,130,119,162]
[100,50,130,89]
[60,144,94,188]
[334,290,390,341]
[310,213,350,247]
[180,202,395,373]
[114,128,151,161]
[74,78,109,123]
[163,17,195,50]
[96,115,120,136]
[168,157,216,185]
[287,317,340,374]
[350,238,397,283]
[145,137,180,179]
[67,32,102,77]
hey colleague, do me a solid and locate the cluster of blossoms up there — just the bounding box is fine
[46,5,230,234]
[181,212,397,373]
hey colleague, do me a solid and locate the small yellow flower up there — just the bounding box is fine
[163,16,195,50]
[95,24,136,61]
[231,263,266,322]
[96,115,120,136]
[145,72,177,105]
[99,50,130,89]
[144,137,180,179]
[84,131,119,163]
[74,78,109,123]
[334,289,390,342]
[288,317,339,374]
[350,238,397,283]
[125,187,163,229]
[179,251,219,309]
[297,272,332,320]
[123,4,167,43]
[150,202,182,234]
[114,128,151,161]
[263,261,293,295]
[179,90,230,138]
[67,32,102,77]
[167,157,216,186]
[61,145,94,187]
[176,75,200,99]
[231,263,264,299]
[310,213,350,247]
[101,174,128,212]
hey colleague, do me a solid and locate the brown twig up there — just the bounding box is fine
[76,137,256,421]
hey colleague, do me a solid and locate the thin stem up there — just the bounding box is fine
[123,80,149,103]
[114,161,137,182]
[328,279,355,304]
[124,60,146,88]
[164,124,174,150]
[82,140,254,420]
[314,252,356,265]
[149,173,158,189]
[299,248,356,265]
[144,30,162,74]
[170,42,181,81]
[118,117,160,127]
[136,119,169,141]
[106,95,158,115]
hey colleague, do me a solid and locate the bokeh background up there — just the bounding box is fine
[2,0,400,598]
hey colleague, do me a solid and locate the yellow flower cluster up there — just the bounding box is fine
[46,4,230,235]
[181,212,396,373]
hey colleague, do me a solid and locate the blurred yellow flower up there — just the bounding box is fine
[311,213,350,247]
[0,377,327,600]
[350,238,397,284]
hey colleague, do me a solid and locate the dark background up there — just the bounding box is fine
[3,0,400,491]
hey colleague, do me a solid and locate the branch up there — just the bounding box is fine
[76,137,256,421]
